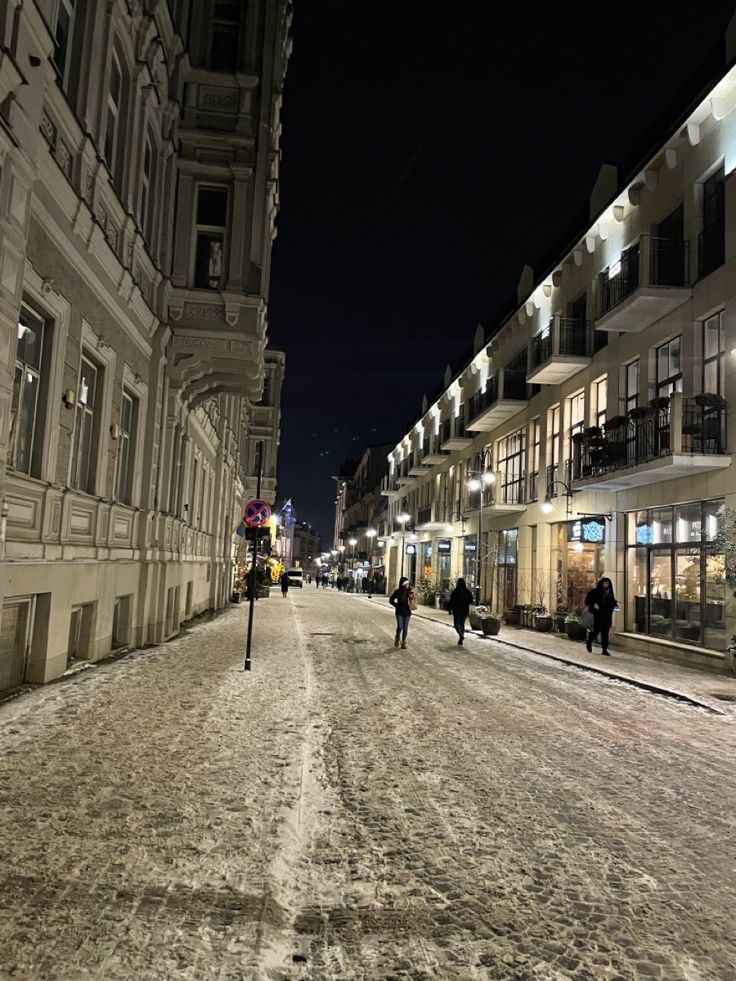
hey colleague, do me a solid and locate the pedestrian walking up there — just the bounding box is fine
[447,577,474,646]
[280,570,290,598]
[389,576,415,649]
[584,577,616,656]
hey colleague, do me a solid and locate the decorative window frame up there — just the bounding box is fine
[70,321,117,497]
[119,363,148,508]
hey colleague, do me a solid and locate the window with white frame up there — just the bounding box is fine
[209,0,241,72]
[104,51,123,179]
[115,390,137,503]
[594,377,607,429]
[193,186,228,289]
[70,354,101,493]
[702,311,725,395]
[625,360,639,415]
[50,0,76,88]
[10,306,47,476]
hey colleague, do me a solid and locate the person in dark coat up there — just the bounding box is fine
[585,576,617,656]
[280,570,290,598]
[389,576,414,649]
[447,577,474,646]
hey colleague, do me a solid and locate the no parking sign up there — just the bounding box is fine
[244,499,271,528]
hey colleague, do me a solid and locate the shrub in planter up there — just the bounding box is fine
[481,614,501,636]
[565,616,587,641]
[605,415,627,431]
[469,606,489,631]
[503,609,520,626]
[534,614,554,632]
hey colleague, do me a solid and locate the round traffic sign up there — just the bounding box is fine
[244,498,271,527]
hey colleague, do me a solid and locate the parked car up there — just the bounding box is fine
[286,569,304,588]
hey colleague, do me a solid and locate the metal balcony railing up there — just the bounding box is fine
[598,236,689,317]
[570,395,727,481]
[417,505,432,525]
[530,318,595,371]
[527,470,539,502]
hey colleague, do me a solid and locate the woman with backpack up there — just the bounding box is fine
[447,577,475,646]
[389,576,415,649]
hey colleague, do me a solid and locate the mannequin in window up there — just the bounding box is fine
[208,240,223,287]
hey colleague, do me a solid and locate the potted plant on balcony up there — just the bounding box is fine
[648,395,671,412]
[694,392,726,408]
[571,431,585,446]
[628,405,651,421]
[565,613,587,641]
[605,415,627,431]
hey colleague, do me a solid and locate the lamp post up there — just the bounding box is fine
[466,449,495,606]
[348,537,357,589]
[365,528,377,593]
[396,512,411,580]
[338,543,345,577]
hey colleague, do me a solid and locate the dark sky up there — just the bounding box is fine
[268,1,736,542]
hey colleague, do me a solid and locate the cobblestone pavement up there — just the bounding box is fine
[1,590,735,980]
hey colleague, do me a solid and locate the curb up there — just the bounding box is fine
[403,607,726,717]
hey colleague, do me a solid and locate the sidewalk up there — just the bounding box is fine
[346,592,736,716]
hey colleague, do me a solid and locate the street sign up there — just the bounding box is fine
[244,498,271,527]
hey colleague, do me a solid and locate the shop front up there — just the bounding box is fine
[437,538,452,598]
[419,542,433,584]
[551,517,607,612]
[463,535,478,595]
[625,500,725,650]
[496,529,518,611]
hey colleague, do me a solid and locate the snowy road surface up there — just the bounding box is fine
[1,589,735,980]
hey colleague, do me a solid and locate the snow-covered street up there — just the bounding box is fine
[1,588,735,980]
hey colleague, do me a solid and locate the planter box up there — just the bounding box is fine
[469,611,483,630]
[503,610,520,626]
[481,615,501,636]
[534,615,554,632]
[566,621,587,641]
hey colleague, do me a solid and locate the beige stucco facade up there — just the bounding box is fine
[383,36,736,674]
[0,1,291,692]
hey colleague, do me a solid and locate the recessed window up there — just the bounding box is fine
[702,312,725,396]
[115,390,137,503]
[625,360,639,415]
[209,1,240,72]
[595,377,607,429]
[105,52,123,178]
[656,337,682,398]
[140,131,156,242]
[51,0,76,88]
[10,306,47,476]
[70,355,101,494]
[699,166,725,278]
[194,186,228,289]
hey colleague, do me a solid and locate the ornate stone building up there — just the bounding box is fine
[0,0,290,692]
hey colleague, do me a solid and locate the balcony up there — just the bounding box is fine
[595,235,690,333]
[408,452,431,476]
[440,416,474,451]
[464,474,527,516]
[466,369,528,431]
[380,476,400,497]
[421,435,449,465]
[569,394,730,490]
[527,317,597,385]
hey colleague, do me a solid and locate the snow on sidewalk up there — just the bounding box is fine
[0,602,322,980]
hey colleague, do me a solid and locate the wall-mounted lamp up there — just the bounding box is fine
[62,388,75,409]
[110,424,120,440]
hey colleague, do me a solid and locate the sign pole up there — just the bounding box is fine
[244,441,263,672]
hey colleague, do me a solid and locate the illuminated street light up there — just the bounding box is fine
[540,496,554,514]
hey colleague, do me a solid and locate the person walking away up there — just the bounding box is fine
[389,576,415,649]
[447,577,474,646]
[585,577,616,656]
[280,570,290,599]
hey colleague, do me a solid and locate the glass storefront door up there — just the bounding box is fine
[552,521,605,612]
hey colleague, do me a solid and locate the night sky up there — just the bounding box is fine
[268,1,736,542]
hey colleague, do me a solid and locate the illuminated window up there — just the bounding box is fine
[194,186,228,289]
[702,312,725,395]
[656,337,682,398]
[624,360,639,415]
[595,377,607,429]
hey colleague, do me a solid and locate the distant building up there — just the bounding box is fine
[292,521,320,570]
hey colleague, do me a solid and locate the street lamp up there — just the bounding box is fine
[541,479,574,517]
[396,512,411,579]
[466,448,496,606]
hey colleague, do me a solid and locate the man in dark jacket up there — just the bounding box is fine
[447,577,474,646]
[585,577,617,656]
